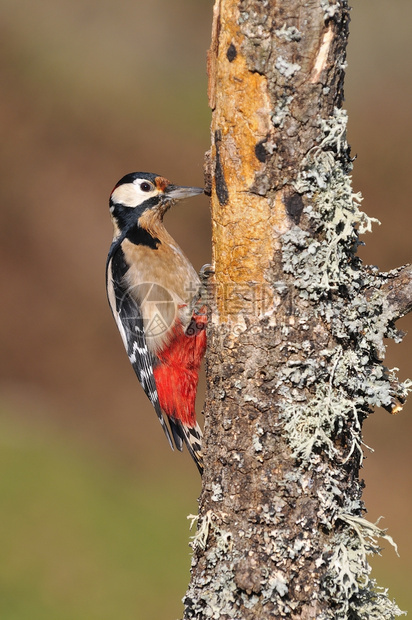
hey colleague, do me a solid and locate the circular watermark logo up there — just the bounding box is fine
[127,282,177,339]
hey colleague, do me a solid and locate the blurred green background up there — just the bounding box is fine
[0,1,411,617]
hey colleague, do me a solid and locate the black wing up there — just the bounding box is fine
[106,246,174,450]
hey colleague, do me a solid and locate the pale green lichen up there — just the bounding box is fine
[252,423,264,453]
[211,483,224,502]
[322,515,405,619]
[186,512,246,619]
[320,0,340,19]
[261,573,289,601]
[271,94,294,128]
[188,511,232,554]
[283,111,378,298]
[274,24,302,42]
[281,106,410,618]
[187,564,237,620]
[275,56,301,79]
[283,378,364,465]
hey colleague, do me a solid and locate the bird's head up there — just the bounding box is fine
[109,172,203,238]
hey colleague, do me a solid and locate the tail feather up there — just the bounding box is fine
[183,423,203,475]
[168,417,184,452]
[166,417,203,474]
[175,421,203,474]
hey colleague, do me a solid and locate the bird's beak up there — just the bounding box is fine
[164,185,204,201]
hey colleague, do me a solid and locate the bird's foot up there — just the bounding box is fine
[199,263,215,282]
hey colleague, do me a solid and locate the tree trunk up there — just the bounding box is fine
[184,1,411,618]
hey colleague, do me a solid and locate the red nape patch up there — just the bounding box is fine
[155,176,170,192]
[153,315,207,427]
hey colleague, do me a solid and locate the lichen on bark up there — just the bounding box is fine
[183,1,410,618]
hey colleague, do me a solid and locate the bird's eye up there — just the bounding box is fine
[140,182,152,192]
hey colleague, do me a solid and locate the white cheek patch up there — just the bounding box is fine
[111,182,158,207]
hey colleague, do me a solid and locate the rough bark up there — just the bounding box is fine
[183,1,411,618]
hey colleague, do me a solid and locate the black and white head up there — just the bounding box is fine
[109,172,203,237]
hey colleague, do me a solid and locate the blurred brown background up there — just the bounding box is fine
[0,1,411,618]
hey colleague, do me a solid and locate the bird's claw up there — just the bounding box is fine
[199,264,215,282]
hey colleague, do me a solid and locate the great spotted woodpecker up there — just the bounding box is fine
[106,172,207,473]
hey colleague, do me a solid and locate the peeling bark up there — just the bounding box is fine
[183,1,411,618]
